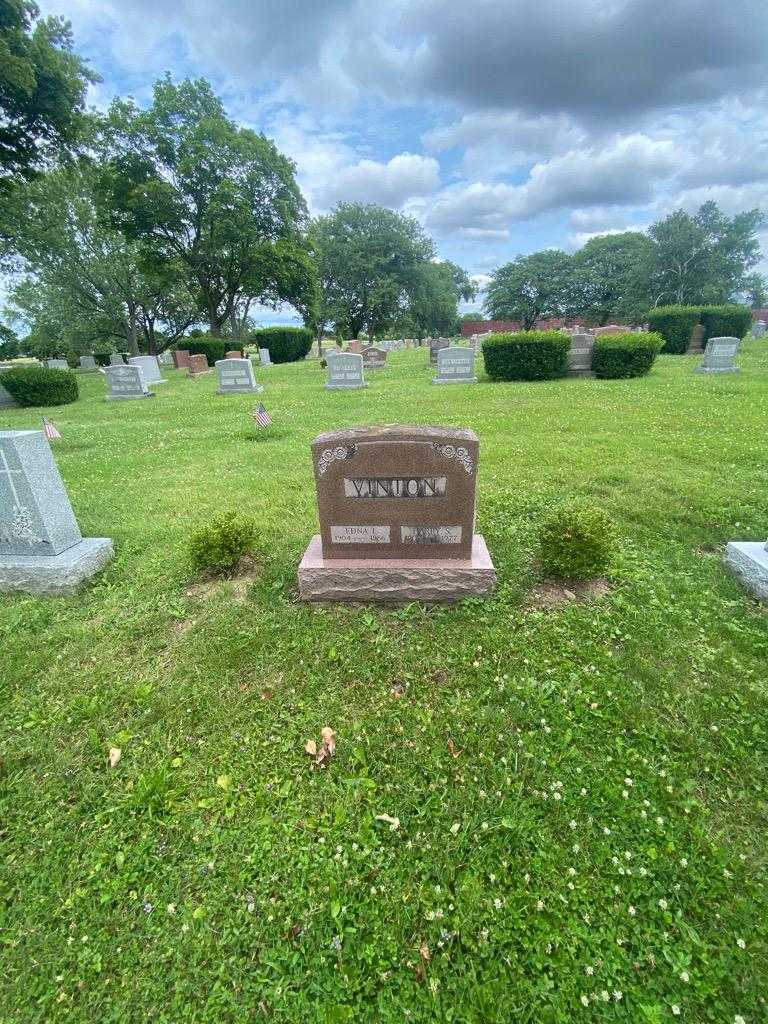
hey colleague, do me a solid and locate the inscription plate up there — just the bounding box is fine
[331,525,390,544]
[311,425,478,560]
[402,525,461,545]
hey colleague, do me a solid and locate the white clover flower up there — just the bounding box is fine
[613,990,623,1001]
[671,1005,681,1016]
[569,820,577,829]
[737,938,746,949]
[585,965,594,976]
[659,898,669,910]
[628,905,636,916]
[601,991,610,1002]
[734,1015,746,1024]
[536,899,544,911]
[680,971,689,983]
[580,995,590,1007]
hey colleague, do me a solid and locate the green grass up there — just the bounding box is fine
[1,346,767,1023]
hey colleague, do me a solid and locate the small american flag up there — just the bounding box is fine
[42,417,61,441]
[253,402,272,428]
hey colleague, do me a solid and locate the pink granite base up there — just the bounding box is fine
[298,534,496,603]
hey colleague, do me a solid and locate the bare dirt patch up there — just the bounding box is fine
[525,577,614,611]
[185,554,260,602]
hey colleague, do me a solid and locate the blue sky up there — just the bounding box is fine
[32,0,768,325]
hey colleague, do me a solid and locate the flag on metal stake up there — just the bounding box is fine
[42,417,61,441]
[253,402,272,428]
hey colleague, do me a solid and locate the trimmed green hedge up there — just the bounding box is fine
[0,366,79,407]
[592,332,664,379]
[646,304,752,352]
[252,327,313,364]
[646,307,700,354]
[700,305,753,341]
[186,337,227,366]
[482,331,569,381]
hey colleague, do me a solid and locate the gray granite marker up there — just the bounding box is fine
[568,334,595,377]
[433,346,477,384]
[215,358,263,394]
[326,352,366,390]
[725,540,768,601]
[79,355,97,370]
[259,349,272,366]
[429,338,450,366]
[46,359,68,370]
[109,353,125,366]
[104,364,154,400]
[695,336,740,374]
[751,321,766,338]
[0,430,113,595]
[129,355,166,384]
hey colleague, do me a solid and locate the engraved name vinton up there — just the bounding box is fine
[343,476,447,498]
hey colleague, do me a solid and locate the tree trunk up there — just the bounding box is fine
[127,309,139,355]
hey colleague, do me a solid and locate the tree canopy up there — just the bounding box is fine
[99,77,315,337]
[485,250,572,329]
[314,202,434,339]
[0,1,95,188]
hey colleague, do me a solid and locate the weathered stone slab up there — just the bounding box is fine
[695,336,740,374]
[188,353,211,376]
[129,355,166,384]
[0,430,113,594]
[225,349,242,359]
[751,321,766,338]
[429,338,450,365]
[173,349,191,369]
[298,533,496,603]
[347,340,364,353]
[157,350,174,365]
[362,346,387,370]
[215,357,263,394]
[46,359,69,370]
[724,541,768,600]
[568,334,595,377]
[594,325,628,336]
[109,353,125,366]
[433,347,477,384]
[79,355,97,370]
[326,352,366,390]
[259,349,272,366]
[686,324,705,354]
[105,365,154,400]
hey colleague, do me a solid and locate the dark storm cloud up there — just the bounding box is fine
[397,0,768,120]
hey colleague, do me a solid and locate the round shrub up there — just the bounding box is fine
[646,306,700,353]
[189,513,256,575]
[186,336,227,366]
[482,331,569,381]
[252,326,313,364]
[699,304,752,341]
[0,366,79,407]
[592,332,663,379]
[539,505,616,580]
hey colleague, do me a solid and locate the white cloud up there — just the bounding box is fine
[315,153,440,209]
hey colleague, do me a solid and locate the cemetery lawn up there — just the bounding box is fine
[2,346,768,1024]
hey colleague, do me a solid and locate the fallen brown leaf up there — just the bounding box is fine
[447,738,462,759]
[304,739,317,756]
[419,940,431,963]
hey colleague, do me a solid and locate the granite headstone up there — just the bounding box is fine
[188,353,211,376]
[104,364,153,400]
[429,338,450,365]
[326,352,366,390]
[0,430,113,595]
[362,346,387,370]
[215,358,263,394]
[298,425,496,602]
[695,336,740,374]
[172,349,191,370]
[79,355,97,370]
[46,359,68,370]
[433,346,477,384]
[129,355,166,385]
[259,349,272,366]
[725,539,768,600]
[109,353,126,366]
[568,334,595,377]
[751,321,766,338]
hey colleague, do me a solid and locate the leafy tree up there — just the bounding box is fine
[314,202,434,339]
[647,202,763,306]
[743,271,767,308]
[6,164,196,353]
[406,260,476,338]
[0,321,20,357]
[485,250,572,329]
[568,232,654,324]
[100,77,313,337]
[0,1,95,187]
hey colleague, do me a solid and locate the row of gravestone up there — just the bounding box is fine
[104,355,267,400]
[326,347,477,389]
